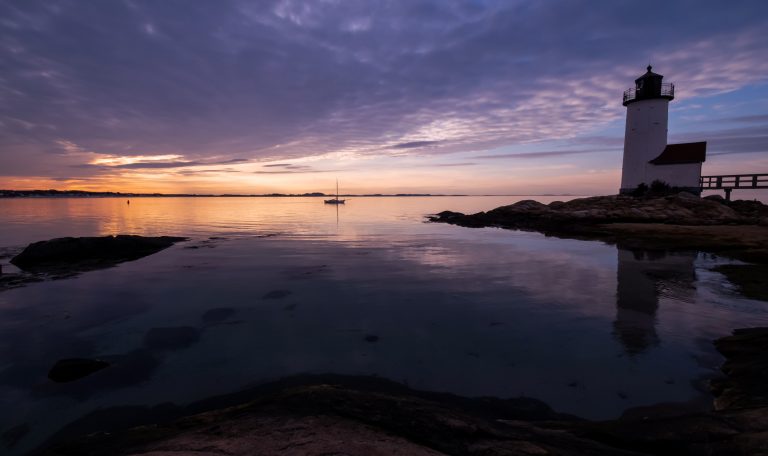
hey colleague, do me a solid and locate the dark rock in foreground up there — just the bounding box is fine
[48,359,110,383]
[711,327,768,411]
[2,423,29,450]
[34,328,768,455]
[10,235,186,272]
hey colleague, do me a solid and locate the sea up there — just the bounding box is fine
[1,196,767,454]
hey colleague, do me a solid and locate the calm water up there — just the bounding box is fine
[1,196,767,453]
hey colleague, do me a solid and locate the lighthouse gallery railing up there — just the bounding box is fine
[622,83,675,104]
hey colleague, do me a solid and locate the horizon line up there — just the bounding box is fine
[0,189,582,198]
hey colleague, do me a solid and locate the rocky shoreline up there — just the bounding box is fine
[431,193,768,255]
[432,193,768,300]
[31,328,768,455]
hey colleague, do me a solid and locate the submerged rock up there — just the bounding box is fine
[48,358,110,383]
[201,307,236,324]
[144,327,200,351]
[262,289,292,300]
[10,235,186,272]
[39,349,161,401]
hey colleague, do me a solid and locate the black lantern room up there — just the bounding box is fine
[622,65,675,106]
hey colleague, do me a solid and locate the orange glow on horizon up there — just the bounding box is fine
[0,165,622,196]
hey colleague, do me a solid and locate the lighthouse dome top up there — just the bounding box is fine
[623,65,675,106]
[635,65,661,82]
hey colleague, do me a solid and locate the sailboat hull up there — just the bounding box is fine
[325,179,345,204]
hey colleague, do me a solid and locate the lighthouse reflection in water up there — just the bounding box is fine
[614,248,697,356]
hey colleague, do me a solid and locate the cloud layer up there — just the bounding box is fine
[1,0,767,192]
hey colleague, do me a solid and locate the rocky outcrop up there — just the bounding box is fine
[10,235,186,272]
[431,194,768,264]
[433,193,767,231]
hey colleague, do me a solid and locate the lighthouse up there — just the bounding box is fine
[620,66,706,194]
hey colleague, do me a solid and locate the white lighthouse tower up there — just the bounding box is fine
[620,66,706,194]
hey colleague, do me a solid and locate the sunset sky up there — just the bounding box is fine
[1,0,767,195]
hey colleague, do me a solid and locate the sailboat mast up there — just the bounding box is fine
[336,179,339,199]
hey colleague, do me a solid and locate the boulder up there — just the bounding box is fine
[201,307,236,324]
[510,199,550,211]
[10,235,186,271]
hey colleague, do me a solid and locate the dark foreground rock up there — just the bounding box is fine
[10,235,186,272]
[33,328,768,456]
[711,327,768,411]
[35,375,626,456]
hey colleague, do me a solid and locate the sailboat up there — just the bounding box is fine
[324,179,346,204]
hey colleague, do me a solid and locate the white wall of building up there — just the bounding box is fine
[620,98,669,191]
[647,162,702,189]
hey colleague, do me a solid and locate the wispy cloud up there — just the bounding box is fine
[433,162,476,167]
[722,114,768,124]
[253,169,333,174]
[390,140,443,149]
[474,149,615,160]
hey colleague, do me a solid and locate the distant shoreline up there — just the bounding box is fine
[0,190,576,198]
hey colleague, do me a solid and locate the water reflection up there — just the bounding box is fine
[614,248,697,356]
[0,197,766,455]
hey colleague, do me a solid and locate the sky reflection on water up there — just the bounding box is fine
[1,196,767,454]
